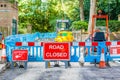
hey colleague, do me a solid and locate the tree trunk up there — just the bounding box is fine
[88,0,97,33]
[79,0,84,21]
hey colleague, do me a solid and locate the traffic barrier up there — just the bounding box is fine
[1,37,6,63]
[10,42,44,69]
[15,42,44,61]
[79,41,100,63]
[5,34,120,69]
[70,42,80,62]
[106,41,120,61]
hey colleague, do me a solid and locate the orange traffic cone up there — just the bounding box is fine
[1,37,6,63]
[99,48,106,68]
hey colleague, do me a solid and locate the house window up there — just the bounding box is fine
[4,4,6,7]
[1,4,3,7]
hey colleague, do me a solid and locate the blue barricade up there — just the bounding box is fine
[5,32,120,64]
[5,41,109,62]
[5,32,57,43]
[5,32,57,62]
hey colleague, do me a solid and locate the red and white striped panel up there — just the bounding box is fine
[16,42,43,46]
[108,41,120,56]
[70,42,98,46]
[106,41,120,46]
[70,42,79,46]
[110,46,120,56]
[79,42,98,46]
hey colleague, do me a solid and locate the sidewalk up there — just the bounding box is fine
[0,62,7,73]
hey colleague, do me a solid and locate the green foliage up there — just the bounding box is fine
[70,21,88,31]
[18,0,59,33]
[64,0,80,21]
[109,20,120,32]
[18,0,81,33]
[97,0,120,20]
[18,29,27,34]
[9,0,15,3]
[96,20,106,26]
[17,0,120,33]
[84,0,90,20]
[96,20,120,32]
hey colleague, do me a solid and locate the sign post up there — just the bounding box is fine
[43,42,70,68]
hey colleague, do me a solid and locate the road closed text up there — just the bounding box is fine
[44,43,70,60]
[46,52,67,58]
[49,45,64,49]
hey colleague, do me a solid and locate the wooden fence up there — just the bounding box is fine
[72,31,89,41]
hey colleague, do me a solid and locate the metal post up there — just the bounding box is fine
[10,62,14,69]
[24,61,27,70]
[65,61,68,68]
[45,61,48,68]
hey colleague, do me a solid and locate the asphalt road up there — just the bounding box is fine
[0,62,120,80]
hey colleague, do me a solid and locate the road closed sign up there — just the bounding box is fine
[12,50,28,61]
[43,42,70,60]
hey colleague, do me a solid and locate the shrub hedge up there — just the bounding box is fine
[70,21,88,31]
[96,20,120,32]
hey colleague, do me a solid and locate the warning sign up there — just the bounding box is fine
[110,46,120,55]
[12,50,28,61]
[43,42,70,60]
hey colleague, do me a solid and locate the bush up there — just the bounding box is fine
[109,21,120,32]
[70,21,88,31]
[18,29,27,34]
[96,20,120,32]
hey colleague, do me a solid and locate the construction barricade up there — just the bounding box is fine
[5,32,120,69]
[5,32,57,69]
[10,41,43,69]
[6,41,120,69]
[106,41,120,61]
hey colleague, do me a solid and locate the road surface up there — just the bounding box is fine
[0,62,120,80]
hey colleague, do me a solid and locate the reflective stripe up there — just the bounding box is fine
[111,41,117,46]
[35,42,40,46]
[85,42,92,46]
[22,42,28,46]
[72,42,79,46]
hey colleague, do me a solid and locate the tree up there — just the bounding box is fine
[98,0,120,20]
[79,0,84,21]
[18,0,59,33]
[17,0,120,33]
[88,0,97,33]
[71,21,88,30]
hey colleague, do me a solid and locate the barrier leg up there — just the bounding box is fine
[10,62,14,69]
[24,62,27,70]
[106,58,110,67]
[45,61,48,68]
[65,61,68,68]
[68,61,71,67]
[94,59,97,67]
[79,47,84,67]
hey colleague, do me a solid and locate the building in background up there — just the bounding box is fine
[0,0,18,37]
